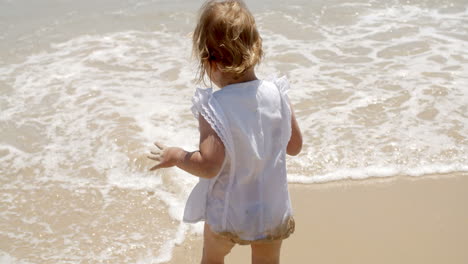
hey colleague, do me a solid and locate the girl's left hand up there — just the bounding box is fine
[147,142,183,171]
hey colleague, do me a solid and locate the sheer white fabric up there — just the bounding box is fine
[184,77,293,242]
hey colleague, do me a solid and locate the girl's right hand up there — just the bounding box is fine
[147,142,184,171]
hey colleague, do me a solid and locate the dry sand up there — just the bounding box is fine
[170,172,468,264]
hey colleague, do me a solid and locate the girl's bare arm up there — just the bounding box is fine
[287,102,302,156]
[148,115,225,179]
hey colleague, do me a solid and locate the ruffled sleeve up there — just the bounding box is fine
[190,88,234,158]
[191,88,213,119]
[273,76,290,96]
[272,76,292,147]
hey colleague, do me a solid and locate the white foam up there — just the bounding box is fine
[256,2,468,184]
[153,223,189,264]
[288,164,468,184]
[0,251,33,264]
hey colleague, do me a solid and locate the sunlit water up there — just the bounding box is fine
[1,0,467,262]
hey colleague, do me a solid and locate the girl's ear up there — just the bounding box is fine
[215,62,222,71]
[209,61,221,75]
[205,60,215,87]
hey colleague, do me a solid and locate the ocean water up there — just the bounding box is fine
[1,0,467,262]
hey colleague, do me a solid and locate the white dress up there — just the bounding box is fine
[183,77,294,243]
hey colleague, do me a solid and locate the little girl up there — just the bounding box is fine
[148,0,302,263]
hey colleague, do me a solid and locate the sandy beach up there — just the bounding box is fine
[171,172,468,264]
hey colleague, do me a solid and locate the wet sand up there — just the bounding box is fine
[170,172,468,263]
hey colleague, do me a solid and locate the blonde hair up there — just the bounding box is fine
[193,0,263,83]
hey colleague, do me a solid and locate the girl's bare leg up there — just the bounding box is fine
[201,223,235,264]
[251,240,282,264]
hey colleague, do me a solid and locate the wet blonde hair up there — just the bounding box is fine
[193,0,263,83]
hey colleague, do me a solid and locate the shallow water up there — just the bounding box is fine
[1,0,467,262]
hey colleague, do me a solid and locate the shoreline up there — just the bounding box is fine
[170,172,468,263]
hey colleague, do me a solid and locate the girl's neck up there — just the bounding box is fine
[217,68,258,88]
